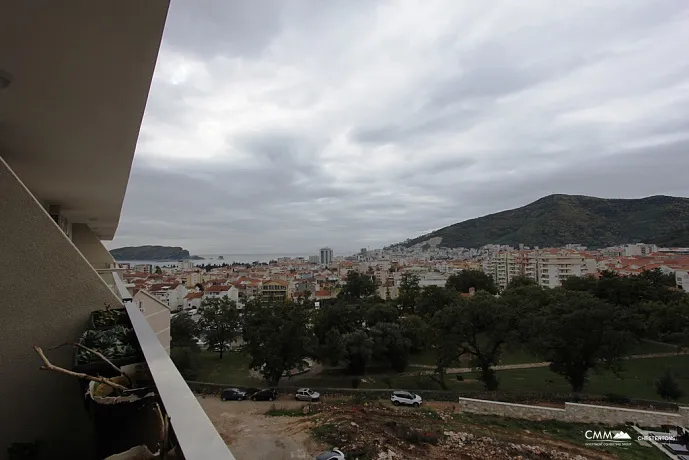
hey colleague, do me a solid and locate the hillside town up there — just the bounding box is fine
[119,242,689,312]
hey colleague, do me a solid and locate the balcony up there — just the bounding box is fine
[98,271,237,459]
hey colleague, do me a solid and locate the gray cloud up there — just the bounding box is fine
[107,0,689,254]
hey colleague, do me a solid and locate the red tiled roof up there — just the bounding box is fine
[184,292,203,300]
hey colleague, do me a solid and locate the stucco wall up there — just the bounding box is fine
[0,157,123,459]
[71,223,116,269]
[456,397,689,427]
[133,290,171,353]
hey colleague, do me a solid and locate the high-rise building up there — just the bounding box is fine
[320,247,334,265]
[1,3,234,458]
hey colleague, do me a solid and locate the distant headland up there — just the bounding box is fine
[109,245,205,261]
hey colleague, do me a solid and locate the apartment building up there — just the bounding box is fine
[676,271,689,292]
[483,250,596,289]
[0,3,235,458]
[148,283,188,311]
[261,279,289,300]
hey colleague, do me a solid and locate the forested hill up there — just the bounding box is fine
[109,245,204,261]
[396,194,689,249]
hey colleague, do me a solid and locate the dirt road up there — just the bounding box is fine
[198,395,327,460]
[198,395,465,459]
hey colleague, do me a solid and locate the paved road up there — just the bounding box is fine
[405,351,689,375]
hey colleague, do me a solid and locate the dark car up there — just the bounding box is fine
[251,388,278,401]
[220,388,247,401]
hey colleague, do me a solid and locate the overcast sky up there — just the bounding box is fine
[108,0,689,255]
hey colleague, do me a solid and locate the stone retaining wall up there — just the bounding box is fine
[456,397,689,428]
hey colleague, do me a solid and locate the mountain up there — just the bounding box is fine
[397,194,689,249]
[109,245,204,261]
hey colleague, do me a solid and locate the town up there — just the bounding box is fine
[120,242,689,311]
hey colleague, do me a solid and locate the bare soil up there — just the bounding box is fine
[199,395,640,459]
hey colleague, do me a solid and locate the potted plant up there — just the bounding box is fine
[90,302,129,330]
[34,345,172,459]
[73,325,142,376]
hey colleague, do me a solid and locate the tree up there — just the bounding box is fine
[455,293,513,390]
[243,299,313,385]
[416,285,457,319]
[398,273,421,314]
[365,303,399,327]
[656,369,684,400]
[313,301,364,364]
[429,308,463,390]
[505,275,537,290]
[198,296,241,359]
[369,322,412,372]
[398,314,428,353]
[527,291,636,392]
[342,329,374,374]
[339,271,379,299]
[638,298,689,346]
[502,284,554,343]
[170,347,201,379]
[170,311,200,348]
[446,269,498,294]
[154,265,162,275]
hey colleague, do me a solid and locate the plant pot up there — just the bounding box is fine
[87,378,161,459]
[90,307,129,330]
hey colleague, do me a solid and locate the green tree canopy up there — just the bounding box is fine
[446,269,498,294]
[398,272,421,314]
[416,285,458,319]
[398,314,428,353]
[369,322,412,372]
[198,296,241,359]
[339,271,379,299]
[365,303,399,327]
[170,311,200,348]
[242,299,313,385]
[342,329,374,375]
[526,290,637,392]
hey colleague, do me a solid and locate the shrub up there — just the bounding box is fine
[381,376,394,388]
[656,369,684,401]
[456,375,464,381]
[351,377,361,389]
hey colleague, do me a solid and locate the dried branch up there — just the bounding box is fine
[33,346,128,392]
[49,342,132,386]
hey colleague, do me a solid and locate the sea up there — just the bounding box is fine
[116,253,329,267]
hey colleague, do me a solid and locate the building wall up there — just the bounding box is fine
[133,290,171,353]
[456,397,689,427]
[71,223,116,270]
[0,157,123,458]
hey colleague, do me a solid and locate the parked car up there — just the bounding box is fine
[295,388,321,402]
[314,448,345,460]
[220,388,247,401]
[390,390,422,407]
[251,388,278,401]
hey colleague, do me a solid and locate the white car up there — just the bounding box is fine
[314,448,345,460]
[391,390,422,407]
[295,388,321,402]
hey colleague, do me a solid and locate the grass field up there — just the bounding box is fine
[193,346,689,403]
[407,340,681,368]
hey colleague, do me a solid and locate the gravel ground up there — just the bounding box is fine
[198,394,465,459]
[198,395,327,460]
